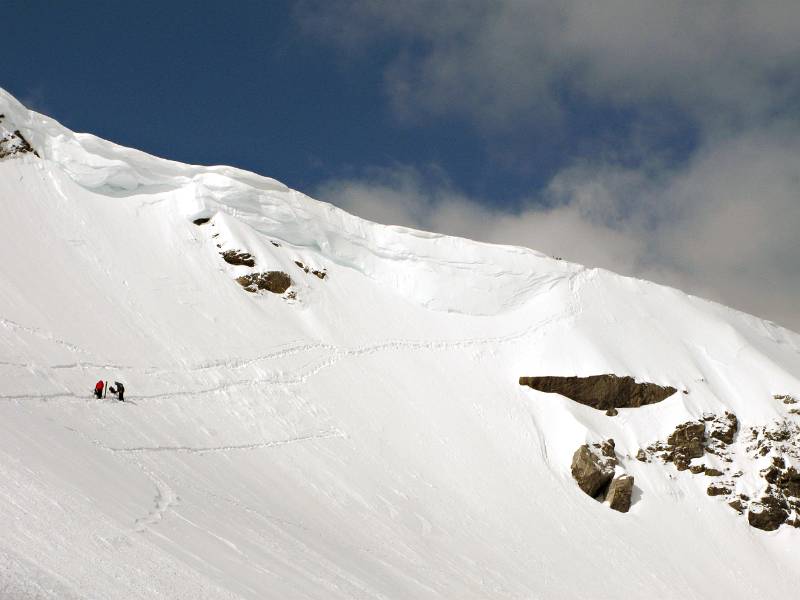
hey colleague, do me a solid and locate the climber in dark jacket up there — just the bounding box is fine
[108,381,125,401]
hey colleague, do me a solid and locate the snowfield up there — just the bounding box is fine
[1,88,799,599]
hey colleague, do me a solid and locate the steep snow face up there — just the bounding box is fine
[1,87,800,599]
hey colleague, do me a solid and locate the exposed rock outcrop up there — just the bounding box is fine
[221,250,256,267]
[0,117,39,159]
[519,374,676,412]
[637,407,800,531]
[236,271,292,294]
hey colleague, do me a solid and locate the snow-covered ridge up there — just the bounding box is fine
[1,87,564,316]
[2,87,800,599]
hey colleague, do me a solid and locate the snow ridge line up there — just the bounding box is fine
[104,429,346,454]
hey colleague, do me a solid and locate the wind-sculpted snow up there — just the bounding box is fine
[2,87,800,599]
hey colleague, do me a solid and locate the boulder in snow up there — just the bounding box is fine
[607,475,634,513]
[571,442,616,498]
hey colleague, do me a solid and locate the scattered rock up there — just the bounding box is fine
[748,493,790,531]
[596,439,616,458]
[765,424,792,442]
[571,444,616,498]
[774,394,798,405]
[689,464,706,474]
[774,466,800,498]
[193,217,211,226]
[221,250,256,267]
[707,483,732,496]
[518,374,677,412]
[294,261,328,280]
[708,411,738,444]
[667,421,706,469]
[605,407,618,416]
[636,449,648,462]
[704,468,724,477]
[607,475,634,513]
[236,271,292,294]
[270,241,281,247]
[728,499,744,513]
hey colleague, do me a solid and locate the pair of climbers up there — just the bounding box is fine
[94,379,125,401]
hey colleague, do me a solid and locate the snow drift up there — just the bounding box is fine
[1,87,799,599]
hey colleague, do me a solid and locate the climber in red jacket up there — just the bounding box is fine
[94,380,104,399]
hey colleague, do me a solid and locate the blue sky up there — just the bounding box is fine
[2,1,694,206]
[4,1,800,330]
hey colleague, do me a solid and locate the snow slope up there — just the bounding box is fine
[1,87,799,599]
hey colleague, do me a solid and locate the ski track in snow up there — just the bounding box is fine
[130,461,177,534]
[120,429,346,534]
[0,286,583,404]
[0,316,97,357]
[59,421,345,535]
[105,429,347,455]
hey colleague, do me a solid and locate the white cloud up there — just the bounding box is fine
[297,0,800,131]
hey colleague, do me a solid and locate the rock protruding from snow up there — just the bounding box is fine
[666,421,707,470]
[707,411,739,445]
[221,249,256,267]
[639,407,800,531]
[294,261,327,280]
[748,492,790,531]
[607,475,634,513]
[236,272,292,294]
[747,456,800,531]
[775,394,798,405]
[0,114,38,159]
[571,442,616,498]
[519,374,676,413]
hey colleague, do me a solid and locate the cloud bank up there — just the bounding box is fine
[298,1,800,331]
